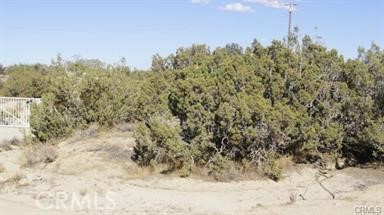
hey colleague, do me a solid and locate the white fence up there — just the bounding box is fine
[0,97,41,141]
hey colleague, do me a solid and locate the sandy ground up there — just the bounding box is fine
[0,131,383,215]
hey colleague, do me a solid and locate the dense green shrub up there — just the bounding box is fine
[206,153,239,181]
[78,70,131,126]
[263,158,282,181]
[132,116,191,171]
[128,71,173,121]
[1,64,49,97]
[31,93,79,142]
[163,37,384,175]
[29,60,171,141]
[30,74,87,141]
[4,36,382,179]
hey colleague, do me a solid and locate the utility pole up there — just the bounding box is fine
[285,1,297,46]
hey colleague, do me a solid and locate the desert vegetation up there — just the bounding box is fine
[1,36,383,180]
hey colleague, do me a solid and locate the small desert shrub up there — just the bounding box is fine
[132,116,191,172]
[21,144,58,167]
[31,92,80,142]
[207,154,239,181]
[262,156,294,181]
[260,153,293,181]
[263,158,282,181]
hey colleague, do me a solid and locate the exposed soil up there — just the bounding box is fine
[1,131,383,214]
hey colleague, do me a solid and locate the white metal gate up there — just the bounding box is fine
[0,97,41,141]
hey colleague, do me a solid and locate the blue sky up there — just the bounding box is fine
[0,0,383,69]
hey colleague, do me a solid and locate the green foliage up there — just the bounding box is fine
[207,153,238,181]
[29,59,171,141]
[132,117,191,171]
[31,93,78,142]
[78,70,132,126]
[165,38,384,174]
[2,64,49,97]
[263,158,283,181]
[128,72,173,121]
[4,37,383,180]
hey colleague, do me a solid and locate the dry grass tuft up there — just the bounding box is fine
[277,156,294,172]
[89,143,132,162]
[7,173,24,184]
[114,122,136,132]
[0,138,21,151]
[71,123,100,141]
[20,143,58,167]
[0,172,25,190]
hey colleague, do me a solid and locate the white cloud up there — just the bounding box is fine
[244,0,293,10]
[191,0,211,4]
[221,3,254,13]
